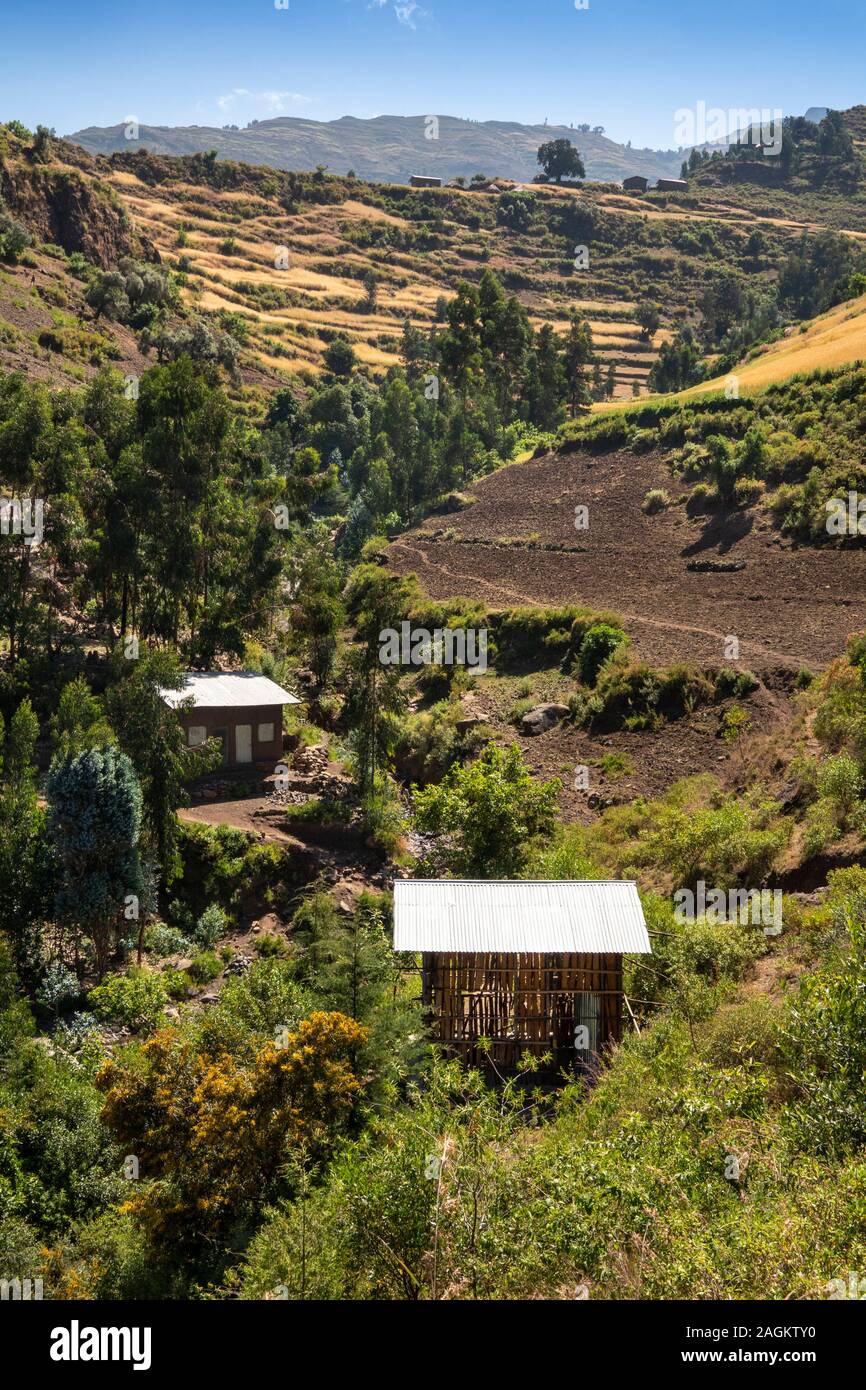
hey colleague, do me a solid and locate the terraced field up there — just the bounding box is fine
[104,164,663,390]
[7,132,866,400]
[99,154,866,394]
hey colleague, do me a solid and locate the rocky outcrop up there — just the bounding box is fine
[0,155,158,268]
[520,703,570,736]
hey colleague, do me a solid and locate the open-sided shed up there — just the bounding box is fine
[394,879,651,1072]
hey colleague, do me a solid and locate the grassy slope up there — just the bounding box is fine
[595,291,866,411]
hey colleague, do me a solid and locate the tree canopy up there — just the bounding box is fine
[536,137,586,184]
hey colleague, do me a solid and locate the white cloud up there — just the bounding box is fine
[366,0,430,28]
[393,1,426,25]
[216,88,314,115]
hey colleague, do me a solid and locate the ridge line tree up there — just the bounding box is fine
[536,137,586,185]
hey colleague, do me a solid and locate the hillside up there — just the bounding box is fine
[593,291,866,410]
[6,124,864,398]
[67,114,685,186]
[685,292,866,396]
[386,434,866,674]
[5,111,866,1319]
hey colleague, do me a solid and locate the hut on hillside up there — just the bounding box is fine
[656,177,688,192]
[409,174,443,188]
[159,671,300,769]
[393,879,651,1073]
[622,175,649,192]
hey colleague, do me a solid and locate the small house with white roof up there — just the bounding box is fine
[159,671,300,769]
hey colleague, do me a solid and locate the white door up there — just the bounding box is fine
[235,723,252,764]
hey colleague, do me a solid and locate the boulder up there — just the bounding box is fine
[520,702,570,736]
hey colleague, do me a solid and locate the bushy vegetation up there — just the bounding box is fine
[561,364,866,543]
[235,866,866,1300]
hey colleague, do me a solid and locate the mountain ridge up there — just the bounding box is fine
[65,113,685,185]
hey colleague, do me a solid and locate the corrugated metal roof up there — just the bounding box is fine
[393,880,651,954]
[158,672,301,710]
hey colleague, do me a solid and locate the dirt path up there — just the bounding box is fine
[179,799,303,845]
[391,538,800,666]
[390,539,532,607]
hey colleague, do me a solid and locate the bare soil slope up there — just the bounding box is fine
[387,447,866,671]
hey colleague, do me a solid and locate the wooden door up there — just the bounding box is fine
[235,723,253,763]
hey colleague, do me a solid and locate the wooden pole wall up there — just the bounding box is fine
[428,952,623,1071]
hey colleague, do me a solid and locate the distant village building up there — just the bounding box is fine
[622,175,648,192]
[409,174,443,188]
[655,177,688,192]
[394,878,651,1073]
[158,672,300,769]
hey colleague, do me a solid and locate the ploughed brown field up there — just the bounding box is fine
[387,446,866,672]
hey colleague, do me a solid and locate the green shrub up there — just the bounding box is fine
[670,917,759,985]
[254,933,289,958]
[641,488,670,514]
[193,959,313,1062]
[803,798,840,858]
[160,967,192,1001]
[583,661,714,731]
[783,868,866,1156]
[719,704,752,742]
[492,605,613,666]
[0,206,33,264]
[194,904,230,948]
[639,793,789,888]
[576,622,629,686]
[733,476,764,508]
[187,951,222,984]
[144,923,191,958]
[362,779,406,856]
[714,668,758,700]
[700,996,783,1068]
[88,970,168,1033]
[394,704,464,785]
[568,688,603,726]
[818,753,863,817]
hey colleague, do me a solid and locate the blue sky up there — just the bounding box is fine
[2,0,865,149]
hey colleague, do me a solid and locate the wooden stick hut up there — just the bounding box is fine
[393,880,651,1073]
